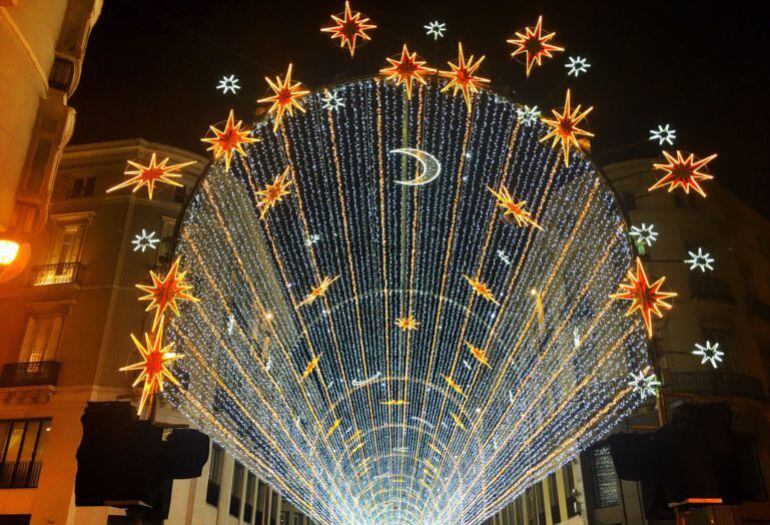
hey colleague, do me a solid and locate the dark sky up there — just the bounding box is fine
[71,1,770,215]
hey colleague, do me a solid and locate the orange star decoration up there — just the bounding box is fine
[439,43,490,111]
[321,1,376,57]
[380,45,433,100]
[136,256,199,331]
[507,15,564,77]
[450,412,467,431]
[441,374,467,398]
[488,185,542,229]
[106,153,195,200]
[649,150,717,198]
[463,274,499,305]
[201,110,259,172]
[611,257,677,339]
[301,354,322,381]
[381,399,408,406]
[465,341,492,369]
[120,318,183,416]
[395,315,420,331]
[540,89,594,167]
[258,64,310,132]
[298,275,340,307]
[257,167,293,219]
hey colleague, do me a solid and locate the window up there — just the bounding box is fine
[0,418,52,489]
[67,177,95,198]
[592,446,620,507]
[230,461,244,517]
[547,473,561,523]
[206,444,224,506]
[156,217,176,265]
[244,472,256,523]
[563,462,579,517]
[19,314,64,363]
[49,223,85,265]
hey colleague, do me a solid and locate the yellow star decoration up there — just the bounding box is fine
[326,418,342,438]
[106,153,195,200]
[301,354,322,381]
[610,257,677,339]
[395,314,420,331]
[136,256,199,331]
[381,399,408,406]
[321,1,376,57]
[120,318,183,416]
[450,412,467,431]
[649,150,717,198]
[441,374,466,398]
[439,42,490,111]
[540,89,594,167]
[465,341,492,369]
[257,167,293,219]
[380,44,433,100]
[488,185,542,229]
[258,63,310,132]
[299,275,340,307]
[463,274,499,305]
[201,110,259,172]
[507,15,564,77]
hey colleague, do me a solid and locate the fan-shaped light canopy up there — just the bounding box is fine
[167,78,649,525]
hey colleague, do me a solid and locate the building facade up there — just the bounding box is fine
[488,158,770,525]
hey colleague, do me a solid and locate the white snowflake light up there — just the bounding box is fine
[217,75,241,95]
[565,56,591,77]
[692,340,724,369]
[649,124,676,146]
[684,247,714,272]
[629,223,658,247]
[131,229,160,253]
[321,90,345,111]
[628,371,662,400]
[424,21,446,40]
[516,105,540,126]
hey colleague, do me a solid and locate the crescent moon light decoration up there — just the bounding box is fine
[390,148,442,186]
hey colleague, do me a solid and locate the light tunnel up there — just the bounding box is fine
[165,77,650,525]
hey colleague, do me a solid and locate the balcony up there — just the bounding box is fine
[0,461,43,488]
[666,371,765,400]
[0,361,61,388]
[29,262,83,286]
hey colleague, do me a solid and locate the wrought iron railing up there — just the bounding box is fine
[29,262,84,286]
[0,361,61,387]
[666,371,765,400]
[0,460,43,488]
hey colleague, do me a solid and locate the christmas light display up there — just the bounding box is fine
[258,64,310,131]
[692,340,723,369]
[507,16,564,77]
[321,90,346,111]
[321,1,376,57]
[136,256,199,331]
[540,89,594,167]
[649,124,676,146]
[439,43,490,111]
[390,148,441,186]
[649,150,717,198]
[627,371,661,400]
[106,153,195,200]
[424,21,446,40]
[166,78,650,525]
[257,167,293,219]
[217,74,241,94]
[611,257,676,339]
[488,185,542,229]
[684,247,715,272]
[565,56,590,77]
[132,229,160,252]
[516,105,540,126]
[380,45,432,100]
[629,223,658,248]
[201,110,260,171]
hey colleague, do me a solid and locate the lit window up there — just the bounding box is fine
[0,418,52,488]
[19,314,64,363]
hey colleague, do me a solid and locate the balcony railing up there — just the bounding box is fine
[0,361,61,388]
[666,371,765,400]
[29,262,84,286]
[0,461,43,488]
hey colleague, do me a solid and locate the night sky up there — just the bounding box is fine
[71,1,770,215]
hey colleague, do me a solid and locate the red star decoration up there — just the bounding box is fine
[258,63,310,132]
[507,15,564,77]
[380,44,433,99]
[257,167,293,219]
[106,153,195,200]
[611,257,677,339]
[136,256,199,331]
[201,110,259,171]
[649,150,717,198]
[321,1,376,57]
[439,42,490,111]
[540,89,594,167]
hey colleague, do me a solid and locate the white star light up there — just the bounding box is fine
[217,75,241,95]
[565,56,591,77]
[131,229,160,253]
[321,90,345,111]
[649,124,676,146]
[628,371,661,400]
[424,21,446,40]
[629,223,658,247]
[684,247,714,272]
[516,105,540,126]
[693,340,724,369]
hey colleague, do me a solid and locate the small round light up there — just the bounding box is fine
[0,239,20,266]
